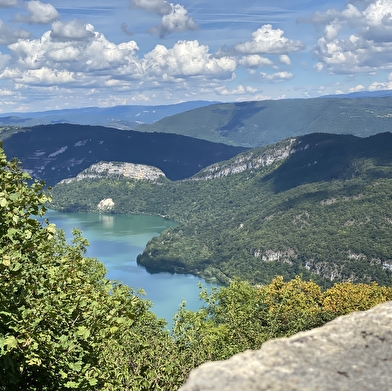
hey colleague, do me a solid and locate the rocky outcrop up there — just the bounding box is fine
[190,138,296,180]
[179,301,392,391]
[60,161,165,184]
[97,198,115,212]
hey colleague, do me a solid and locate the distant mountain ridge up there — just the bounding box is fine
[0,101,218,129]
[2,96,392,149]
[1,123,246,186]
[135,96,392,147]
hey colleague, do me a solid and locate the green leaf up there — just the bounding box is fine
[1,336,18,350]
[76,326,90,339]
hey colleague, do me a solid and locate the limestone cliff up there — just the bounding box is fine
[179,301,392,391]
[59,161,165,184]
[190,138,296,180]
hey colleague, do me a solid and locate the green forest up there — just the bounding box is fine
[51,132,392,288]
[1,142,392,389]
[135,97,392,147]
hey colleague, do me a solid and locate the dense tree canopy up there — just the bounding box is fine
[0,146,178,390]
[1,144,392,390]
[51,133,392,287]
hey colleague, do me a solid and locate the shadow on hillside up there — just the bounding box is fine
[2,124,248,186]
[263,132,392,193]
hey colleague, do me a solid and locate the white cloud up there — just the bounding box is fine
[130,0,198,37]
[308,0,392,74]
[0,21,236,93]
[217,84,258,95]
[51,20,95,42]
[279,55,291,65]
[0,52,11,68]
[16,68,78,86]
[260,71,293,82]
[302,4,362,25]
[239,55,273,68]
[324,20,342,41]
[14,0,59,24]
[234,24,305,55]
[153,4,198,38]
[141,40,236,79]
[130,0,171,16]
[1,24,140,81]
[349,84,365,92]
[0,19,31,45]
[369,81,392,90]
[368,72,392,91]
[0,0,17,8]
[0,88,12,95]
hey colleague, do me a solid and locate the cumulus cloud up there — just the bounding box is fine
[141,40,236,79]
[130,0,198,37]
[216,84,258,95]
[14,0,59,24]
[369,80,392,90]
[368,72,392,90]
[15,68,78,86]
[0,0,17,8]
[0,21,237,92]
[51,20,95,42]
[130,0,171,16]
[0,52,11,68]
[349,84,365,92]
[307,0,392,74]
[279,55,291,65]
[238,55,273,68]
[1,24,140,83]
[234,24,305,55]
[152,4,198,38]
[260,71,293,82]
[0,19,31,45]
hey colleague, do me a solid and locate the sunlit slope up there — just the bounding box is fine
[50,132,392,287]
[135,97,392,147]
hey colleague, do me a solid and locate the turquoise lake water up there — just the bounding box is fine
[45,210,216,327]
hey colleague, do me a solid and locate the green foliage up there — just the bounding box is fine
[3,143,392,390]
[135,97,392,147]
[51,133,392,287]
[0,146,182,390]
[171,276,392,366]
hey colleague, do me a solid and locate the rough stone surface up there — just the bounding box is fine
[60,161,165,183]
[190,138,296,181]
[179,301,392,391]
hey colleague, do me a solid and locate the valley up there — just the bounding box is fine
[2,99,392,288]
[2,97,392,390]
[49,131,392,288]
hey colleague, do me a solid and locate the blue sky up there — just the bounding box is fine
[0,0,392,112]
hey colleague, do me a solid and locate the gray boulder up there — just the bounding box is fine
[179,301,392,391]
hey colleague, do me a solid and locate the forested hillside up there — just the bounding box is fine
[50,132,392,288]
[1,124,246,186]
[135,97,392,147]
[2,143,392,390]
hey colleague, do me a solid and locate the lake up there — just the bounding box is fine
[44,209,216,327]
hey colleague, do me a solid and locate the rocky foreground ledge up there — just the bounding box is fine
[179,301,392,391]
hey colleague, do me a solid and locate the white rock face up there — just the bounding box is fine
[59,161,166,184]
[97,198,115,212]
[180,301,392,391]
[191,138,296,181]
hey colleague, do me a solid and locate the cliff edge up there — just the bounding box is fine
[179,301,392,391]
